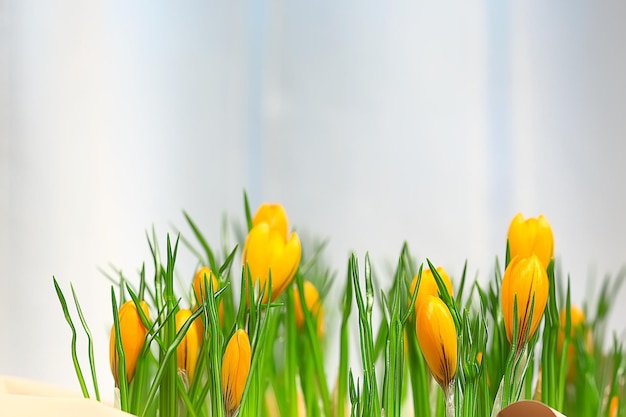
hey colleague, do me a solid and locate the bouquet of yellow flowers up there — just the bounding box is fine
[53,193,625,417]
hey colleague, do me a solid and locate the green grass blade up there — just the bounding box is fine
[70,283,100,401]
[53,278,90,398]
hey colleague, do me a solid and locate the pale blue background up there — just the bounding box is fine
[1,0,625,397]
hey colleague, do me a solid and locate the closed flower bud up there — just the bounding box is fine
[222,329,252,412]
[293,280,324,337]
[242,221,301,302]
[501,255,549,347]
[252,203,289,239]
[175,309,202,381]
[192,267,224,324]
[558,305,586,345]
[610,396,618,417]
[109,300,150,387]
[415,295,457,389]
[558,305,593,380]
[507,213,554,269]
[409,267,453,315]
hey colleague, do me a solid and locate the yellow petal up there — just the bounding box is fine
[501,255,549,347]
[610,396,618,417]
[409,267,453,314]
[175,309,202,381]
[293,280,324,337]
[252,203,289,239]
[193,267,219,305]
[507,213,554,269]
[222,329,252,412]
[242,223,302,302]
[109,300,150,387]
[415,296,457,388]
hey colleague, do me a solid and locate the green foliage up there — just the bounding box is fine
[53,197,626,417]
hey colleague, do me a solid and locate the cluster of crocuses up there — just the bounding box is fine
[406,214,554,404]
[55,200,623,417]
[106,202,324,415]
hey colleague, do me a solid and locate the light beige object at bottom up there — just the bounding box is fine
[0,375,133,417]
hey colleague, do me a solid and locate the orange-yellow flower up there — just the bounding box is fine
[415,295,457,389]
[192,266,224,324]
[558,305,587,348]
[175,309,202,381]
[252,203,289,239]
[558,305,593,380]
[501,255,549,347]
[109,300,150,387]
[242,221,301,302]
[222,329,252,412]
[293,280,324,337]
[507,213,554,269]
[409,266,453,314]
[610,396,619,417]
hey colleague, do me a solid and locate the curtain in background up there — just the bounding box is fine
[1,0,625,393]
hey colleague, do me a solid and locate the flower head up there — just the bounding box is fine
[193,266,219,306]
[415,295,457,389]
[109,300,150,387]
[175,309,202,381]
[192,266,224,324]
[242,220,301,302]
[501,255,549,347]
[507,213,554,269]
[293,280,324,337]
[409,266,453,314]
[252,203,289,239]
[558,305,593,379]
[610,396,619,417]
[222,329,252,412]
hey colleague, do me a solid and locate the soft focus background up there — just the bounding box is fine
[1,0,626,396]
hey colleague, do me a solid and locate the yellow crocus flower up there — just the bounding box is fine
[558,305,593,380]
[409,266,453,314]
[222,329,252,413]
[192,266,224,325]
[501,255,549,348]
[242,222,302,302]
[507,213,554,269]
[293,280,324,337]
[109,300,150,387]
[252,203,289,239]
[415,295,457,389]
[610,396,619,417]
[175,309,202,381]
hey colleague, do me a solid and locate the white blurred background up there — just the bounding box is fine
[1,0,626,396]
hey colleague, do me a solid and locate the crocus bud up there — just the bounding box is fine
[415,295,457,389]
[558,305,586,347]
[409,267,453,314]
[242,222,301,302]
[175,309,202,381]
[193,267,219,306]
[222,329,252,412]
[192,267,224,324]
[501,255,549,348]
[109,300,150,387]
[252,203,289,239]
[507,213,554,269]
[610,396,618,417]
[558,305,593,380]
[293,280,324,337]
